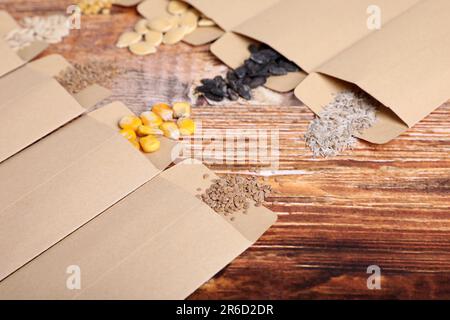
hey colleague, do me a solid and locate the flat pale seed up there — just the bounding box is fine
[116,31,142,48]
[179,10,198,34]
[144,30,163,47]
[163,26,185,45]
[129,41,157,55]
[134,19,150,35]
[198,18,215,27]
[167,0,189,15]
[148,17,174,33]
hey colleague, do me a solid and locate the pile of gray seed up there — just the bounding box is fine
[305,90,379,157]
[55,61,121,94]
[200,175,272,217]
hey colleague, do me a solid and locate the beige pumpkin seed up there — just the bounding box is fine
[179,10,198,34]
[167,0,189,15]
[198,18,215,27]
[116,31,142,48]
[145,30,163,47]
[129,41,157,55]
[148,17,174,33]
[163,27,186,45]
[135,19,150,35]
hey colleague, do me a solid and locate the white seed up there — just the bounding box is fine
[198,18,215,27]
[134,19,150,35]
[163,26,186,45]
[116,31,142,48]
[144,30,163,47]
[167,0,189,15]
[179,10,198,34]
[148,17,175,33]
[129,41,157,55]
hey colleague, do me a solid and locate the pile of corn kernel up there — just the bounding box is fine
[77,0,113,15]
[118,101,195,153]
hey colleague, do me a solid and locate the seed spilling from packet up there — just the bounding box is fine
[200,175,272,218]
[195,44,301,102]
[116,0,217,55]
[305,90,379,158]
[117,101,195,153]
[4,15,71,51]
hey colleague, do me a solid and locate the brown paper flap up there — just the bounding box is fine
[183,26,224,46]
[0,66,86,163]
[162,160,278,243]
[16,41,49,62]
[185,0,279,32]
[294,73,408,144]
[0,115,159,282]
[88,101,178,170]
[315,0,450,128]
[27,54,72,77]
[0,12,48,76]
[0,10,20,36]
[232,0,421,73]
[0,174,250,300]
[73,84,112,109]
[211,32,305,92]
[0,39,25,78]
[27,54,112,110]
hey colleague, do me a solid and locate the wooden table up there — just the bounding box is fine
[3,0,449,300]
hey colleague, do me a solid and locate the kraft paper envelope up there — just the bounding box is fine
[0,102,165,282]
[0,11,48,78]
[296,0,450,143]
[178,0,449,143]
[137,0,305,92]
[0,54,111,163]
[0,160,276,300]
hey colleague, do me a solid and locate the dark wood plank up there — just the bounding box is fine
[2,0,449,299]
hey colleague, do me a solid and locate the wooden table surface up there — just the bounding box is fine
[3,0,449,300]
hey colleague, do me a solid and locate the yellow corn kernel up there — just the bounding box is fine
[160,121,180,140]
[140,111,163,128]
[119,128,137,141]
[172,101,191,118]
[177,118,196,136]
[119,115,142,131]
[130,139,141,150]
[136,125,164,137]
[140,135,161,153]
[152,103,174,121]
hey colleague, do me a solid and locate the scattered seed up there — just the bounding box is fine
[116,31,142,48]
[148,17,174,33]
[55,60,121,94]
[145,30,163,47]
[129,41,157,56]
[134,19,150,35]
[5,15,70,51]
[203,174,209,180]
[167,0,189,15]
[198,18,215,27]
[200,175,272,216]
[305,90,378,157]
[196,43,300,102]
[163,27,186,45]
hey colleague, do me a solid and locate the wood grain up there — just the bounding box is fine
[2,0,449,300]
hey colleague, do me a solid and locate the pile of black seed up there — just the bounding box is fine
[195,44,300,102]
